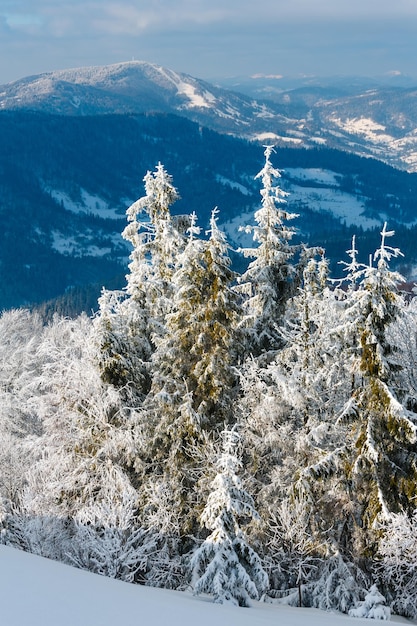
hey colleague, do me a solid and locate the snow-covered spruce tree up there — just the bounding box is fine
[191,428,268,607]
[142,210,241,538]
[93,162,182,396]
[298,554,370,615]
[122,162,182,325]
[239,253,337,491]
[92,288,152,398]
[273,253,356,553]
[238,145,298,358]
[174,208,241,424]
[387,291,417,416]
[301,224,417,560]
[275,252,347,427]
[238,253,350,591]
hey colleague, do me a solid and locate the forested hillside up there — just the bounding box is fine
[1,149,416,616]
[2,110,417,312]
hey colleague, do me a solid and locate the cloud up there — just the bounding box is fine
[3,0,417,40]
[1,0,417,83]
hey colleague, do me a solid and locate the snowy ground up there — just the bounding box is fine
[284,168,382,230]
[1,546,414,626]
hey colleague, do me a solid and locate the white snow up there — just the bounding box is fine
[275,167,381,229]
[288,182,380,229]
[325,116,417,172]
[252,133,304,145]
[1,545,412,626]
[222,167,382,243]
[154,64,216,109]
[222,210,255,248]
[330,117,393,145]
[48,188,123,219]
[51,230,116,257]
[254,103,276,119]
[215,175,251,195]
[285,168,340,187]
[177,80,214,109]
[253,132,282,142]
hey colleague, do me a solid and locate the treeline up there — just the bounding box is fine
[0,149,416,614]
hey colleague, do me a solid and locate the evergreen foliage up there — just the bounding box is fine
[191,428,268,606]
[1,150,417,617]
[238,145,299,357]
[300,225,417,559]
[349,585,391,620]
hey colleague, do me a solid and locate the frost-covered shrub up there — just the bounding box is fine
[144,533,188,590]
[349,585,390,620]
[376,511,417,619]
[262,498,325,597]
[298,555,369,614]
[6,513,74,563]
[69,521,155,583]
[67,495,156,583]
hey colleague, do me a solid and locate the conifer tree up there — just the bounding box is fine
[348,585,390,620]
[144,210,241,536]
[302,225,417,558]
[92,288,152,397]
[191,428,268,606]
[122,162,182,323]
[238,146,298,357]
[93,163,182,395]
[238,251,347,573]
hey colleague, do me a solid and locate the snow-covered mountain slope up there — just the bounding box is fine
[308,88,417,172]
[3,62,417,171]
[2,107,417,311]
[217,74,417,172]
[223,166,383,251]
[2,545,410,626]
[0,61,271,131]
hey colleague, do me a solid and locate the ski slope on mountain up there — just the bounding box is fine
[0,546,413,626]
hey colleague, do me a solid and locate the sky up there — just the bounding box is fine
[1,1,417,84]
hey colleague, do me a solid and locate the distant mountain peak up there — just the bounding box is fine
[2,62,417,172]
[0,60,231,116]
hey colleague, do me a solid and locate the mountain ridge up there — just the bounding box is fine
[2,108,417,312]
[3,61,417,171]
[2,62,417,313]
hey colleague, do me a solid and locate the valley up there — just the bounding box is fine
[1,63,417,312]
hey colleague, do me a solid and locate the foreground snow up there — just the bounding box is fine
[0,546,413,626]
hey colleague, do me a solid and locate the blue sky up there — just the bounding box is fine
[1,0,417,83]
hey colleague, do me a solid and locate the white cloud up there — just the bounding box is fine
[4,0,417,38]
[1,0,417,83]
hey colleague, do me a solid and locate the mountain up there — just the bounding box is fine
[2,108,417,312]
[2,61,417,171]
[0,61,273,134]
[1,61,417,312]
[215,72,417,101]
